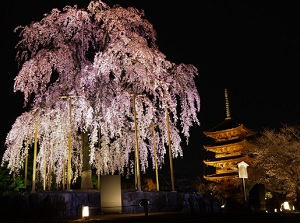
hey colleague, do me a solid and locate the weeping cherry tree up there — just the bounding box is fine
[1,0,200,189]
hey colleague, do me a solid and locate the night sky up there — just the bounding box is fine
[1,1,300,179]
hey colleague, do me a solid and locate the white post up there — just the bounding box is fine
[237,161,249,202]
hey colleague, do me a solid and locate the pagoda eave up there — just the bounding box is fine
[203,139,247,153]
[203,173,239,182]
[204,122,255,141]
[204,155,247,166]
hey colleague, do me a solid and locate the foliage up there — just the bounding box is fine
[142,177,157,191]
[0,145,24,195]
[194,178,243,205]
[0,165,24,196]
[245,124,300,200]
[1,0,200,188]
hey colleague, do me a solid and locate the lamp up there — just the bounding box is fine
[82,205,89,218]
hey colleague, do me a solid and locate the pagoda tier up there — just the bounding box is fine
[204,172,238,182]
[204,154,248,168]
[203,138,249,157]
[203,118,255,142]
[203,88,255,182]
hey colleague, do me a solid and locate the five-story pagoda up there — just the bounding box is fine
[203,88,255,183]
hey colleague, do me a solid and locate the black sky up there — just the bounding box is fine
[2,1,300,178]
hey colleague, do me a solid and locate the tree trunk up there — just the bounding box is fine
[81,132,93,190]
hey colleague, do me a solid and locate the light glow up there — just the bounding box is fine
[280,201,295,212]
[283,201,290,210]
[82,206,89,218]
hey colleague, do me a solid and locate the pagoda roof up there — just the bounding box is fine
[204,117,255,133]
[203,118,255,140]
[204,138,245,148]
[203,172,238,182]
[203,139,251,154]
[204,154,246,165]
[206,117,241,132]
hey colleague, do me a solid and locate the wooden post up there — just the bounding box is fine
[32,120,38,192]
[131,94,141,191]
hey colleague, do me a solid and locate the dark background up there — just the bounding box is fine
[2,0,300,179]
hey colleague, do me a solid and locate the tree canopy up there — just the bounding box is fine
[1,0,200,187]
[246,124,300,200]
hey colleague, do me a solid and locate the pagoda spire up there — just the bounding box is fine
[225,88,231,119]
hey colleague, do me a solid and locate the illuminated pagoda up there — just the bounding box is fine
[203,88,255,182]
